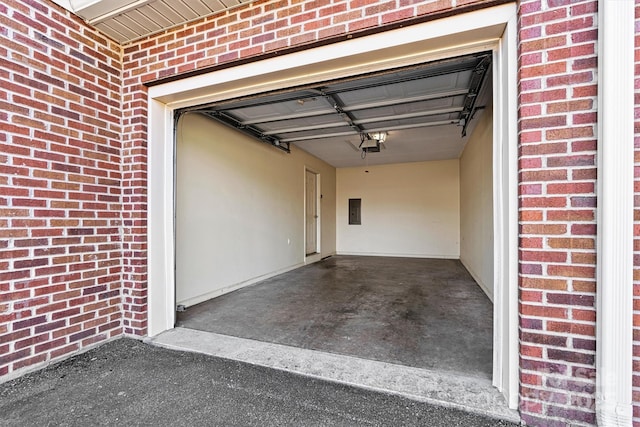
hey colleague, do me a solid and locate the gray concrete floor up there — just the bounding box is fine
[0,338,518,427]
[177,256,493,379]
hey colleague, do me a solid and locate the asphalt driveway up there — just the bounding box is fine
[0,338,518,426]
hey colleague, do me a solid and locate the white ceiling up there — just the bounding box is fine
[191,53,492,168]
[52,0,248,43]
[294,120,485,168]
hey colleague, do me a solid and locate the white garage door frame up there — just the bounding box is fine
[146,2,519,409]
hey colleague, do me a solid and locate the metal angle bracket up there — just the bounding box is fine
[459,55,492,137]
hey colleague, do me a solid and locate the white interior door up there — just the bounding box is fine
[305,170,318,256]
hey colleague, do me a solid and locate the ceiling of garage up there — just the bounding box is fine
[185,52,493,168]
[52,0,248,43]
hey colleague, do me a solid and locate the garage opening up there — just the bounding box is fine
[147,3,518,413]
[173,52,495,379]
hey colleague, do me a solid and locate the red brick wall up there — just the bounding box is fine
[517,0,598,425]
[0,0,123,377]
[634,0,640,424]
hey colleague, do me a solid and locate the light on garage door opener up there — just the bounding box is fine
[359,131,388,154]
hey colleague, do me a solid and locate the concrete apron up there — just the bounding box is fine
[147,328,520,423]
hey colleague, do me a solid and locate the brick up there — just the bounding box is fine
[13,258,49,269]
[548,237,593,250]
[522,277,568,291]
[547,321,595,336]
[571,223,596,235]
[520,142,567,156]
[12,353,47,370]
[547,264,595,279]
[520,415,566,427]
[546,126,594,141]
[570,196,596,208]
[521,37,567,56]
[573,282,596,294]
[546,210,594,222]
[521,250,567,263]
[381,7,414,23]
[520,8,567,27]
[546,99,593,114]
[520,179,543,192]
[34,336,67,353]
[521,237,543,249]
[520,210,543,221]
[34,319,66,334]
[521,224,567,235]
[546,406,595,424]
[15,333,50,350]
[547,154,594,167]
[546,293,594,307]
[519,78,542,92]
[547,182,594,194]
[0,289,32,303]
[570,2,597,17]
[520,62,567,79]
[0,329,30,345]
[545,17,594,35]
[521,386,568,405]
[520,115,566,130]
[70,328,95,343]
[571,29,597,44]
[546,376,594,394]
[572,57,597,71]
[520,263,543,275]
[0,347,30,366]
[521,169,568,182]
[521,358,568,375]
[547,349,595,365]
[572,112,597,125]
[521,332,567,347]
[51,343,80,359]
[521,289,543,303]
[13,296,50,310]
[572,338,595,351]
[520,344,544,358]
[13,315,48,330]
[520,26,542,41]
[521,304,568,319]
[546,71,594,87]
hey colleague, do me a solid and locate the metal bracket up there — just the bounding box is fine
[459,55,491,137]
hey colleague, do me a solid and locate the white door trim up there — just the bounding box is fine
[595,0,634,424]
[491,11,519,410]
[305,168,321,262]
[146,2,519,408]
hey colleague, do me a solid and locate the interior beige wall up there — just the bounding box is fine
[175,113,336,306]
[336,160,460,258]
[460,107,494,300]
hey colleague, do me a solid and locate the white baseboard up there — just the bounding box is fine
[177,262,305,308]
[336,251,459,259]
